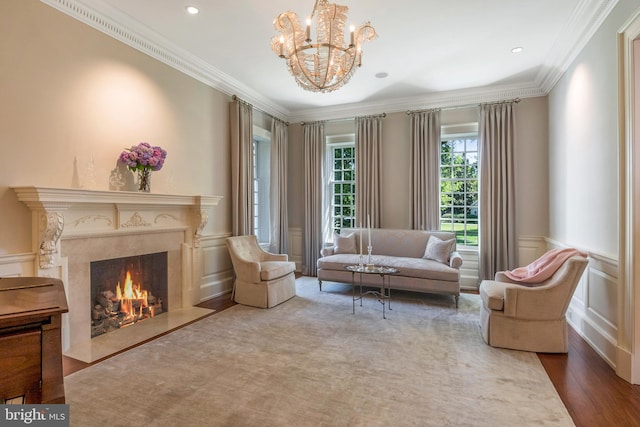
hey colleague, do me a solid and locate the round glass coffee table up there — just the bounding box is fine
[345,264,399,319]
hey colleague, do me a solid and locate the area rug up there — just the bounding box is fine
[64,277,574,426]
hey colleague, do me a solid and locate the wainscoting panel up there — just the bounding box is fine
[459,249,479,290]
[564,248,619,370]
[288,227,303,272]
[587,268,618,336]
[198,234,233,302]
[518,236,547,266]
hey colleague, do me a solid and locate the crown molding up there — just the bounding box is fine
[41,0,617,123]
[536,0,619,93]
[287,84,546,123]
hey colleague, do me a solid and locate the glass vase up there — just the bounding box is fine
[137,168,151,192]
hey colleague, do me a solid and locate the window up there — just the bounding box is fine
[253,130,271,245]
[329,142,356,234]
[440,138,478,247]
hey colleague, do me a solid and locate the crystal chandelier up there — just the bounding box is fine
[271,0,377,93]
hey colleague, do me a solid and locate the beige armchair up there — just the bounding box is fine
[479,255,588,353]
[226,235,296,308]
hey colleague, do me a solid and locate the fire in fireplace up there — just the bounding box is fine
[90,252,168,338]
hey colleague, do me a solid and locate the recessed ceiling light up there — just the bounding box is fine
[375,72,389,79]
[511,47,524,54]
[186,5,199,15]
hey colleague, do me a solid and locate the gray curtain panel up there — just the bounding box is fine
[229,98,254,236]
[270,118,289,254]
[303,122,325,276]
[479,102,517,280]
[355,116,383,228]
[409,110,441,230]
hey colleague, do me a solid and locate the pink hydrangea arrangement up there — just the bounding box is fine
[119,142,167,172]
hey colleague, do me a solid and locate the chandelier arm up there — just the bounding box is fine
[292,47,324,91]
[274,13,316,89]
[320,47,357,92]
[310,0,321,19]
[320,3,340,89]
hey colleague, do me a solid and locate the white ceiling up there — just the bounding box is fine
[47,0,615,121]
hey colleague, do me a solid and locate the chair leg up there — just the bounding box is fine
[318,279,322,291]
[455,294,459,308]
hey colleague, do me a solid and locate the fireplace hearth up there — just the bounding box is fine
[91,252,168,338]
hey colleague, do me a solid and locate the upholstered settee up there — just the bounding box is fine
[317,228,463,307]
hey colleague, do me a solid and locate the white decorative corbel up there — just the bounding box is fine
[194,210,208,248]
[39,211,64,269]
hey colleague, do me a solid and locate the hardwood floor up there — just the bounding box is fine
[63,292,640,426]
[538,328,640,426]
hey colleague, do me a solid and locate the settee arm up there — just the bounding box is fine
[321,247,335,257]
[449,251,463,269]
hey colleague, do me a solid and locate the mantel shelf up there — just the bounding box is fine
[12,186,222,210]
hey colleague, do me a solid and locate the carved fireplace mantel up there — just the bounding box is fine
[12,186,222,270]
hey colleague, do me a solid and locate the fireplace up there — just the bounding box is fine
[12,186,224,363]
[90,252,168,338]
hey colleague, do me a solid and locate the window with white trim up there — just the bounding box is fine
[327,138,356,237]
[439,136,478,247]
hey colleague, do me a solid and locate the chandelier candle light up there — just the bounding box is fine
[271,0,377,93]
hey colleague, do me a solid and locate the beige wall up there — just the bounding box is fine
[0,0,232,255]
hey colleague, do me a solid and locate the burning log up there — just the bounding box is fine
[92,304,106,320]
[96,293,115,314]
[91,268,163,338]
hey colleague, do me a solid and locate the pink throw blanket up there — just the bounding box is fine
[503,248,587,283]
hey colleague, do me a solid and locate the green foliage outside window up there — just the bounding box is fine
[332,146,356,232]
[440,139,478,246]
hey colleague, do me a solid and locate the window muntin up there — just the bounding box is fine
[329,143,356,234]
[440,138,478,247]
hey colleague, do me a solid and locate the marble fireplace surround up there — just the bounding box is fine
[13,186,222,363]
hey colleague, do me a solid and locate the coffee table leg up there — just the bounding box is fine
[387,275,392,311]
[351,271,355,315]
[380,274,392,319]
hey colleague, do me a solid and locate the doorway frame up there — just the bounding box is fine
[619,9,640,384]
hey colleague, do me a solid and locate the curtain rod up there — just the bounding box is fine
[231,95,289,126]
[301,112,386,126]
[406,97,520,115]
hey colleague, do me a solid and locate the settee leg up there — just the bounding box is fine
[455,295,459,308]
[318,279,322,291]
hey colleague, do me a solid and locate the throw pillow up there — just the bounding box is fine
[333,232,357,254]
[423,235,455,264]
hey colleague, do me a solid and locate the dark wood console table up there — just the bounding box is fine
[0,277,68,404]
